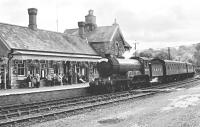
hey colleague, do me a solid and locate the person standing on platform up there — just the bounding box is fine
[77,73,86,83]
[62,74,68,85]
[26,73,32,88]
[47,74,52,86]
[0,74,2,84]
[32,74,36,88]
[58,73,63,85]
[52,73,57,86]
[36,73,40,88]
[68,71,72,85]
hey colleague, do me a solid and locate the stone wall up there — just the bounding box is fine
[0,87,90,107]
[90,29,126,57]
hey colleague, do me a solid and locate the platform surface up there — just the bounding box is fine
[0,83,89,96]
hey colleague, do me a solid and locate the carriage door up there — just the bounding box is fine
[151,64,163,77]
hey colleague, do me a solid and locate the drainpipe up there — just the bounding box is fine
[3,65,6,89]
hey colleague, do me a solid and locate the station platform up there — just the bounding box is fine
[0,83,90,107]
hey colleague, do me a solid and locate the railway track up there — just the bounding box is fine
[0,77,199,127]
[0,91,156,127]
[140,78,199,91]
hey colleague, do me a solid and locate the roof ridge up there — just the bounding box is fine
[64,25,116,31]
[0,22,64,35]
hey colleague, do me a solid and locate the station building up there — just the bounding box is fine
[0,8,131,89]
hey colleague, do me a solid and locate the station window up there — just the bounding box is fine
[17,60,25,76]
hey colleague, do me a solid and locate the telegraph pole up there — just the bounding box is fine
[133,40,139,57]
[56,2,59,32]
[168,47,171,60]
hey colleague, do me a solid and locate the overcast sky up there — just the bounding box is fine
[0,0,200,51]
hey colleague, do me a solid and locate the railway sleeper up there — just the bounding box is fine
[0,110,9,115]
[6,112,20,118]
[29,109,40,114]
[39,107,51,112]
[0,106,38,116]
[0,115,7,120]
[20,110,30,116]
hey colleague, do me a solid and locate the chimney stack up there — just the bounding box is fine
[85,10,97,31]
[78,21,85,38]
[85,10,96,24]
[28,8,37,30]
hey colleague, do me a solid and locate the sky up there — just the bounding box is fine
[0,0,200,51]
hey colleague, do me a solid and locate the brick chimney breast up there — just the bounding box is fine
[28,8,37,30]
[78,21,85,38]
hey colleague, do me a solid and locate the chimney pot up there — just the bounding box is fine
[28,8,37,30]
[78,21,85,27]
[28,8,37,15]
[89,10,94,15]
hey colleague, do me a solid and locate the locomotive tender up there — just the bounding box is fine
[89,55,195,94]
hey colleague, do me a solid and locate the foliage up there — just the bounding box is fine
[138,51,152,58]
[137,43,199,64]
[154,51,169,60]
[194,43,200,65]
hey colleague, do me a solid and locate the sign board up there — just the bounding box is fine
[48,68,54,75]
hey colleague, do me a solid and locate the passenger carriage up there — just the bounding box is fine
[150,58,195,83]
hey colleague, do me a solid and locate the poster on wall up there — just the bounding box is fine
[48,68,54,75]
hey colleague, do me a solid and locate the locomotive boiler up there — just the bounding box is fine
[89,55,150,94]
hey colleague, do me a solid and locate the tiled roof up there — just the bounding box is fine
[65,25,131,48]
[65,25,118,42]
[0,23,98,55]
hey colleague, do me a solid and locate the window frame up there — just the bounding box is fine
[17,60,25,76]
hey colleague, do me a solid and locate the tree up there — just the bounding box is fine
[139,51,152,58]
[194,43,200,65]
[154,51,169,60]
[188,58,194,64]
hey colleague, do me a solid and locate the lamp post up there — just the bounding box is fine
[168,47,171,60]
[133,40,139,57]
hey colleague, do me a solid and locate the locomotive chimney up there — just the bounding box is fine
[28,8,37,30]
[105,53,111,58]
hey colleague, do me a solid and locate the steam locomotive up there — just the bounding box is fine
[89,55,195,94]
